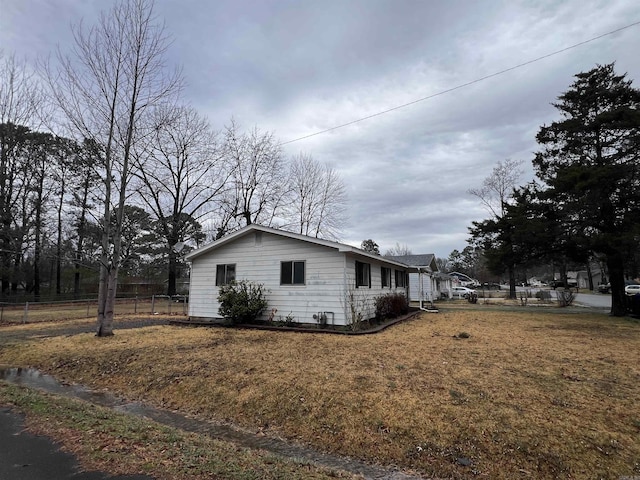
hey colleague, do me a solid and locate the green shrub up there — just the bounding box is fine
[375,293,409,321]
[218,280,268,324]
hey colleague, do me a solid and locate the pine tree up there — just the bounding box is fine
[533,63,640,316]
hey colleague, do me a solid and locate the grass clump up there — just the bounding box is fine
[0,382,355,480]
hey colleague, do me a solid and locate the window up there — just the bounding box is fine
[356,261,371,288]
[395,269,407,288]
[381,267,391,288]
[281,261,305,285]
[216,264,236,286]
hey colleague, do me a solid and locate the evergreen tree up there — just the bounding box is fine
[533,63,640,316]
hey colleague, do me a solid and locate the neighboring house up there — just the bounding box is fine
[576,270,604,290]
[387,254,439,304]
[433,272,454,299]
[184,224,413,327]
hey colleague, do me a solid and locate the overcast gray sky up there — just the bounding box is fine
[2,0,639,258]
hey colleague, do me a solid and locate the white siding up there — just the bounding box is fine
[343,255,409,323]
[188,231,411,326]
[189,231,347,324]
[408,272,435,302]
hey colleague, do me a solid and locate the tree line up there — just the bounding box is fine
[0,0,346,335]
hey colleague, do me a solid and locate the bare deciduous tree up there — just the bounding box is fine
[218,119,286,233]
[133,104,227,295]
[285,153,347,240]
[0,54,44,295]
[468,158,524,218]
[44,0,181,335]
[468,158,524,298]
[384,243,412,257]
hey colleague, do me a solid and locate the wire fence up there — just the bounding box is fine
[0,296,188,324]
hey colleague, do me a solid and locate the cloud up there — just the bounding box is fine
[1,0,639,259]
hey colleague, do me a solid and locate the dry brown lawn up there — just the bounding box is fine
[0,297,186,323]
[1,307,639,479]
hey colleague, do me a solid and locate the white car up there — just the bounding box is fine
[452,286,476,299]
[625,285,640,295]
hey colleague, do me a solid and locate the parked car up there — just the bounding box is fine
[451,286,476,299]
[625,285,640,296]
[597,283,611,294]
[481,282,501,290]
[549,280,565,289]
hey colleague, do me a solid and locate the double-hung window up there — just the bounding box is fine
[216,264,236,286]
[281,261,305,285]
[395,269,407,288]
[381,267,391,288]
[356,261,371,288]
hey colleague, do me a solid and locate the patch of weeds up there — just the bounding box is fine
[449,389,467,405]
[453,331,470,339]
[551,396,574,408]
[407,441,475,471]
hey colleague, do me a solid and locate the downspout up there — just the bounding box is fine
[418,266,438,313]
[343,254,348,325]
[417,267,423,310]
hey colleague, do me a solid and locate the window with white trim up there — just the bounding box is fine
[281,261,305,285]
[216,264,236,286]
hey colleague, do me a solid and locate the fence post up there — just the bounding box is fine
[87,299,91,317]
[151,295,155,314]
[23,302,29,324]
[134,296,138,314]
[168,296,171,315]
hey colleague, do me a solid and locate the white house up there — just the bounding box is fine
[184,224,413,327]
[386,254,441,304]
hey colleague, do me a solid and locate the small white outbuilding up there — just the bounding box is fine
[184,224,412,327]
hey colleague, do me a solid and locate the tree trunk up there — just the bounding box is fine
[96,255,113,336]
[168,250,177,296]
[56,197,63,296]
[34,192,42,302]
[607,253,627,317]
[73,175,90,299]
[508,264,516,299]
[586,261,594,291]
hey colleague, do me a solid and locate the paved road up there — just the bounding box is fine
[573,292,611,309]
[506,285,612,310]
[0,407,152,480]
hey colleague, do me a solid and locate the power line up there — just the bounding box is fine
[280,20,640,146]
